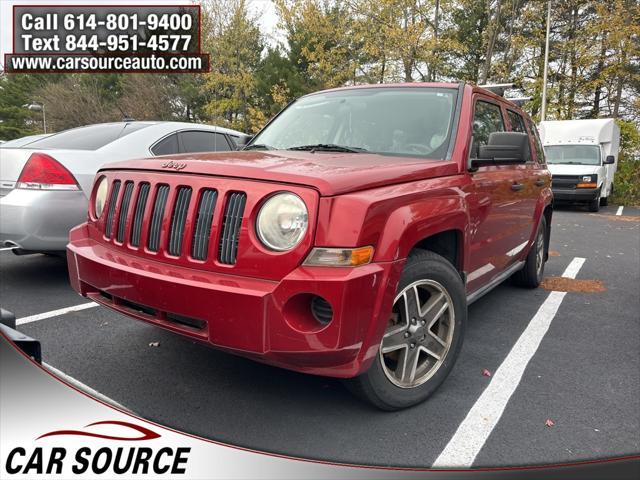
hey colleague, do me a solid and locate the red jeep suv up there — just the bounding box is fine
[67,83,552,410]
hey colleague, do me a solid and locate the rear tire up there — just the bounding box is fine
[345,250,466,410]
[600,196,608,206]
[513,217,547,288]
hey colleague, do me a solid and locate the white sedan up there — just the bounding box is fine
[0,121,247,254]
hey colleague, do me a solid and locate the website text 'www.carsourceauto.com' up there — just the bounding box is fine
[5,54,209,73]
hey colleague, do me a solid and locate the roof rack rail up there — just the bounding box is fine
[478,83,521,97]
[507,96,532,106]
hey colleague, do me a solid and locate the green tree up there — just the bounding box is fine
[204,0,264,132]
[255,47,307,117]
[0,74,49,140]
[276,0,362,88]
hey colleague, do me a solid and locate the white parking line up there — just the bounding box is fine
[43,362,131,412]
[432,257,586,468]
[616,206,624,216]
[16,302,98,326]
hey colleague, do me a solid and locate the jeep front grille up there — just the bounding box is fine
[101,178,247,265]
[116,182,134,243]
[130,183,150,247]
[104,180,121,239]
[219,192,246,265]
[191,189,217,261]
[148,184,170,252]
[168,187,192,256]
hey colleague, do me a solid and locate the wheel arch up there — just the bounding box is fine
[408,229,465,280]
[373,196,468,265]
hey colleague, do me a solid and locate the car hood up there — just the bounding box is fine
[101,150,459,196]
[548,164,601,177]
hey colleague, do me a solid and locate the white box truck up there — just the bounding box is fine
[539,119,620,212]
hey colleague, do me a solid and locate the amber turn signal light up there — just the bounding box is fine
[303,246,374,267]
[576,182,597,188]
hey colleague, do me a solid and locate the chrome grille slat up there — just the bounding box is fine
[116,181,134,243]
[191,189,217,260]
[130,183,150,247]
[219,192,246,265]
[148,185,169,252]
[104,180,121,239]
[168,187,192,256]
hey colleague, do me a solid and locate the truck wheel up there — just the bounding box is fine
[345,250,466,410]
[513,217,547,288]
[600,196,608,206]
[589,197,600,212]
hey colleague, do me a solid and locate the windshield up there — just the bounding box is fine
[25,123,151,151]
[544,145,601,165]
[250,87,458,159]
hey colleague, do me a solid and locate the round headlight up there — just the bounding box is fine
[94,176,108,218]
[257,193,308,251]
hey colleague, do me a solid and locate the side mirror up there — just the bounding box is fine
[604,155,615,164]
[471,132,530,170]
[235,134,253,149]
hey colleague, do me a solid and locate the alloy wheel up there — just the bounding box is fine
[535,228,545,278]
[379,280,455,388]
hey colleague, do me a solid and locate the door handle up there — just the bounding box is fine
[511,183,524,192]
[535,179,545,187]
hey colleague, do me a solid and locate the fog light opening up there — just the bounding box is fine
[311,295,333,326]
[282,293,333,333]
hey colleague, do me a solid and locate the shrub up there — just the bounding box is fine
[612,120,640,206]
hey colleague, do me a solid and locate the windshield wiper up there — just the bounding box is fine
[243,143,274,151]
[287,144,368,153]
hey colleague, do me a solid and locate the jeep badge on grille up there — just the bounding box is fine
[161,161,187,171]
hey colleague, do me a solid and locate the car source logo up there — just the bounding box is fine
[5,420,191,475]
[161,161,187,171]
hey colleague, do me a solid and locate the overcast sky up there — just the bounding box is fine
[0,0,280,64]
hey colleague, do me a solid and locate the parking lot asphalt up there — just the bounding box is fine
[1,204,638,468]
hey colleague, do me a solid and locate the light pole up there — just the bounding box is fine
[24,102,46,133]
[540,0,551,121]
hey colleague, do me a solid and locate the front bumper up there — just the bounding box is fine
[0,189,88,252]
[67,224,403,378]
[551,187,600,202]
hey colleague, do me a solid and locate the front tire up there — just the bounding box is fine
[589,189,601,212]
[346,250,466,410]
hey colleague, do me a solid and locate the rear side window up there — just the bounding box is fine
[179,131,232,153]
[151,133,179,156]
[470,100,505,158]
[527,119,546,164]
[26,123,150,151]
[507,110,526,133]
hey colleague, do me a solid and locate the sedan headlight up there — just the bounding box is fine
[256,193,308,251]
[93,176,108,218]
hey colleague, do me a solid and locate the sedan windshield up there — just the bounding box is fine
[250,87,458,159]
[544,145,601,165]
